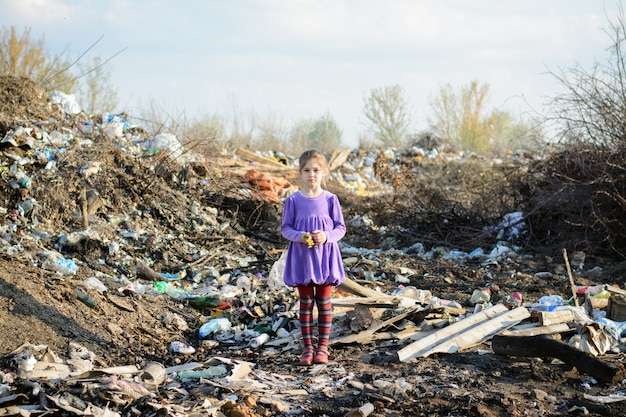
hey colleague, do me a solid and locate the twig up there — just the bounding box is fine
[562,248,579,307]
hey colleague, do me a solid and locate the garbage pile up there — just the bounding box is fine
[1,76,626,416]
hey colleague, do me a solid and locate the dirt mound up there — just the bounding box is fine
[0,76,62,136]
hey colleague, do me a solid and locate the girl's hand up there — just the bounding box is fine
[311,230,327,245]
[301,232,315,248]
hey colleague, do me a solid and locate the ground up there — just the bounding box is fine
[0,75,625,416]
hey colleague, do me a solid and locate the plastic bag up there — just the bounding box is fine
[267,250,287,290]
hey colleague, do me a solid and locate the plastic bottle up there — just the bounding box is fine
[531,294,565,312]
[43,255,78,276]
[187,296,222,309]
[74,288,98,308]
[198,318,231,338]
[154,281,186,299]
[539,295,564,306]
[250,333,270,348]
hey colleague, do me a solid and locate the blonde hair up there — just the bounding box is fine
[299,149,329,186]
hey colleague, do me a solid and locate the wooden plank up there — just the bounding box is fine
[332,296,399,308]
[414,306,530,358]
[330,307,422,345]
[338,278,395,299]
[606,285,626,297]
[492,334,625,383]
[501,323,572,337]
[538,310,575,326]
[235,148,288,169]
[397,304,508,362]
[328,148,352,172]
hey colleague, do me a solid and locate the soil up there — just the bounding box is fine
[0,75,625,417]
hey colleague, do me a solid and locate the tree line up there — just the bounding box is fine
[3,14,626,158]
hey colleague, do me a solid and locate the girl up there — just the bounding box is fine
[281,150,346,365]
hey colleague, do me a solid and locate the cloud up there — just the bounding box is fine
[3,0,76,24]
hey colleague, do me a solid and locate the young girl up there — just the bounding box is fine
[281,150,346,365]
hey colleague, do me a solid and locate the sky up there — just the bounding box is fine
[1,0,621,147]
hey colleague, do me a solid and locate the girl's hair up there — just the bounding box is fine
[299,149,328,172]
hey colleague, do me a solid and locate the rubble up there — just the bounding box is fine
[0,75,626,416]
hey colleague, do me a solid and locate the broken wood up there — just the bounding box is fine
[328,148,352,172]
[397,304,529,361]
[338,278,394,299]
[492,334,625,383]
[330,306,423,345]
[410,306,530,358]
[236,148,288,169]
[136,261,165,282]
[81,187,89,228]
[562,249,579,307]
[538,310,575,326]
[332,296,399,309]
[606,285,626,297]
[607,293,626,321]
[501,323,572,337]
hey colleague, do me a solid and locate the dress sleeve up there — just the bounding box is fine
[281,196,302,242]
[325,194,346,243]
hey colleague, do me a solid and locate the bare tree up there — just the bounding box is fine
[428,80,491,153]
[362,84,412,148]
[0,26,77,92]
[290,113,342,155]
[546,5,626,148]
[77,55,118,114]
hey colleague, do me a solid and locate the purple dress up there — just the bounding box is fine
[281,190,346,287]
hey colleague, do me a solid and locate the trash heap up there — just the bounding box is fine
[1,76,626,416]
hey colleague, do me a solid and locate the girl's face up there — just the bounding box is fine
[300,159,325,191]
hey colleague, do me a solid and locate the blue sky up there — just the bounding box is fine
[1,0,619,147]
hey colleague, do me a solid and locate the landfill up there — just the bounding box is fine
[1,75,626,416]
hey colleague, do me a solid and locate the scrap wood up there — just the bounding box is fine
[236,148,288,169]
[330,306,425,345]
[135,261,164,282]
[501,322,572,337]
[397,304,530,361]
[338,278,395,299]
[492,334,625,383]
[332,296,400,308]
[399,304,507,358]
[401,306,530,359]
[563,249,579,307]
[538,310,575,326]
[328,148,352,172]
[606,285,626,296]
